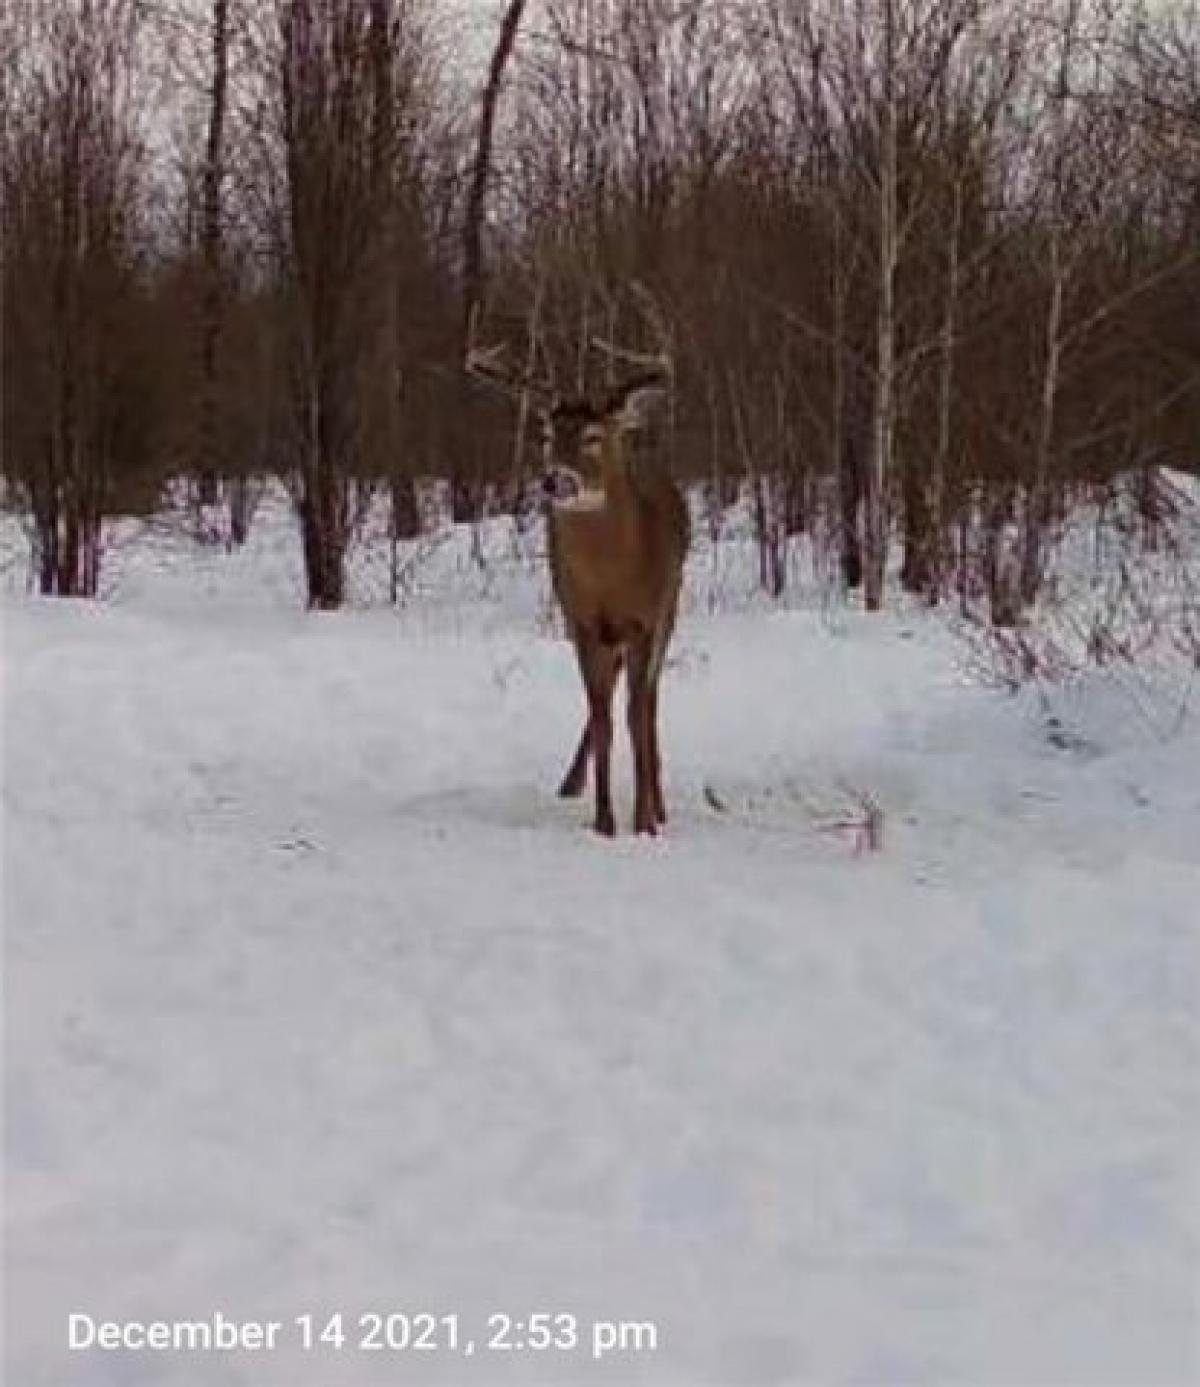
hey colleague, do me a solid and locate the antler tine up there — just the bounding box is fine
[631,278,675,378]
[466,339,555,409]
[589,279,675,384]
[465,299,524,393]
[465,340,513,381]
[465,341,498,366]
[589,336,670,375]
[466,339,520,394]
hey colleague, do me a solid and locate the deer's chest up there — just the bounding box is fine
[547,504,652,610]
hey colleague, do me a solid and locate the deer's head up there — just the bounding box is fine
[465,308,671,506]
[540,375,666,504]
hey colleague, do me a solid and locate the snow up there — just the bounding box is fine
[4,490,1198,1386]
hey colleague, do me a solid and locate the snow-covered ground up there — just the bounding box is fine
[4,491,1198,1386]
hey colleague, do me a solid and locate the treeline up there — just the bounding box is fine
[3,0,1197,614]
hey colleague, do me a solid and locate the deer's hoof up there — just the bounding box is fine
[634,816,659,837]
[593,815,616,838]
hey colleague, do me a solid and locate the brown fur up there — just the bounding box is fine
[545,384,689,835]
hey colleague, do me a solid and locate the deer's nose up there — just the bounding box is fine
[542,467,581,501]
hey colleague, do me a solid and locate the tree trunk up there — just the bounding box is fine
[300,474,345,610]
[34,484,59,595]
[839,360,869,591]
[988,483,1021,628]
[900,456,932,595]
[82,504,102,596]
[391,473,421,540]
[456,0,527,524]
[197,0,229,500]
[926,178,963,606]
[1021,238,1065,607]
[753,475,785,598]
[228,475,252,546]
[299,378,347,609]
[865,0,899,613]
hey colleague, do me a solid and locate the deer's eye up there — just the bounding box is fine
[580,425,604,456]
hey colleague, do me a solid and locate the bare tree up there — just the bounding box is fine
[453,0,528,522]
[2,0,152,595]
[192,0,231,510]
[262,0,433,607]
[3,0,1195,636]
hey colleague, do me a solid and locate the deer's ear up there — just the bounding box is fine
[611,376,667,432]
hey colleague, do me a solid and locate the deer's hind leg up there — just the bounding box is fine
[645,596,678,826]
[558,723,590,798]
[575,634,621,836]
[646,680,666,826]
[625,632,659,835]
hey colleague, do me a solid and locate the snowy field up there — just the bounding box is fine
[4,489,1199,1386]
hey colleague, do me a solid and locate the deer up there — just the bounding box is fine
[468,327,689,837]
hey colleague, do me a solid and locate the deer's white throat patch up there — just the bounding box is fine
[552,487,606,513]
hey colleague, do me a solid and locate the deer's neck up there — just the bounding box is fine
[598,434,637,508]
[551,438,641,521]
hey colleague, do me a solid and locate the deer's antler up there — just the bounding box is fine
[466,337,556,410]
[465,302,557,408]
[589,336,670,373]
[589,279,675,386]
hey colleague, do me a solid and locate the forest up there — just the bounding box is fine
[3,0,1196,637]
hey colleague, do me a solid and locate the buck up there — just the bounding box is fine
[469,339,689,836]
